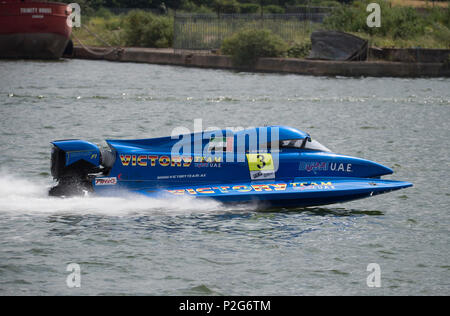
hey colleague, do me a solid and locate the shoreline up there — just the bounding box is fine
[68,46,450,78]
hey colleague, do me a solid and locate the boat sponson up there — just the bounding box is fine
[95,177,413,207]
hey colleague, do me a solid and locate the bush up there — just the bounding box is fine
[428,6,450,29]
[389,7,425,39]
[179,1,215,14]
[221,29,288,67]
[323,0,429,39]
[322,4,361,32]
[214,0,241,14]
[239,3,260,14]
[264,5,285,14]
[124,10,173,48]
[95,7,113,19]
[316,1,342,7]
[287,40,312,58]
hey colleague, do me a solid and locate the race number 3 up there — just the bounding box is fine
[247,153,274,171]
[247,153,275,180]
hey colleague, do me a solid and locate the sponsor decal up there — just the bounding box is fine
[291,181,334,190]
[20,8,52,14]
[67,150,97,160]
[166,181,334,195]
[247,153,275,180]
[299,161,352,173]
[194,162,222,168]
[157,173,206,180]
[250,169,276,180]
[208,136,234,152]
[330,162,352,172]
[119,154,221,168]
[66,150,99,166]
[95,177,117,186]
[193,156,221,163]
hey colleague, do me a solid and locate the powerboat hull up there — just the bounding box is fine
[96,177,412,207]
[48,126,413,208]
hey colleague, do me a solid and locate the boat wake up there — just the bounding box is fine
[0,172,232,216]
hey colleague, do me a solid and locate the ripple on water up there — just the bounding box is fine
[180,284,220,295]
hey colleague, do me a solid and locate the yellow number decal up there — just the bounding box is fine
[247,153,274,171]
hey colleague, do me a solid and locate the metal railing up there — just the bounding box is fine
[173,11,333,52]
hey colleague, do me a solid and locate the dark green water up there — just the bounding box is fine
[0,59,449,295]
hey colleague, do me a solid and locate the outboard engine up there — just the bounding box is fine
[49,140,115,197]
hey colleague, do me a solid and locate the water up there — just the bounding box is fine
[0,59,449,295]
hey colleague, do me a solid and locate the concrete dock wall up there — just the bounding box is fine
[70,46,450,77]
[369,48,450,63]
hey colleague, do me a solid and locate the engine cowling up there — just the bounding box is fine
[49,140,114,196]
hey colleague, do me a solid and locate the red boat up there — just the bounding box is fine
[0,0,72,59]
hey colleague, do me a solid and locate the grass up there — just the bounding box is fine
[390,0,449,8]
[353,31,450,48]
[72,15,126,47]
[72,10,173,48]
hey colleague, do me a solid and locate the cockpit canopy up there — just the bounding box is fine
[107,125,332,154]
[280,138,331,152]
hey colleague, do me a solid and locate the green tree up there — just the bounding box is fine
[213,0,241,15]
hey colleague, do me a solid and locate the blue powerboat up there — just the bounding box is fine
[49,126,412,207]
